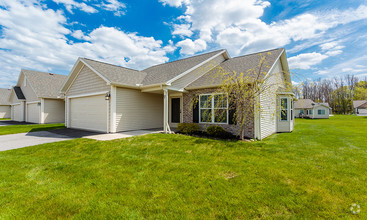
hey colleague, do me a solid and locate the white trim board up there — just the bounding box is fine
[67,91,109,99]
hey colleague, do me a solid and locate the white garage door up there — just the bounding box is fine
[0,106,11,118]
[12,104,22,121]
[27,103,40,123]
[70,95,108,132]
[358,108,367,116]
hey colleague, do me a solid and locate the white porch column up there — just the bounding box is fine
[163,89,169,133]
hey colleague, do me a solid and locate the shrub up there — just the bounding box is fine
[177,123,200,134]
[206,125,227,137]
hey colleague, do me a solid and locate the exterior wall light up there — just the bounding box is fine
[105,92,111,100]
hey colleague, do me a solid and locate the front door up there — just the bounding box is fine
[171,98,181,123]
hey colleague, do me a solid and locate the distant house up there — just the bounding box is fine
[0,88,11,118]
[10,69,67,123]
[353,100,367,116]
[294,99,331,119]
[60,48,294,140]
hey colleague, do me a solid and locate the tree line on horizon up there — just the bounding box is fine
[293,75,367,114]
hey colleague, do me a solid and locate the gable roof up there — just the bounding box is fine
[62,49,227,93]
[294,99,315,109]
[185,48,284,89]
[353,100,367,108]
[0,88,12,105]
[295,99,331,109]
[80,58,147,86]
[359,102,367,108]
[142,49,226,86]
[21,69,67,99]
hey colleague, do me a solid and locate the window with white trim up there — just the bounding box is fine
[280,98,288,121]
[318,109,325,115]
[199,94,228,124]
[290,99,293,120]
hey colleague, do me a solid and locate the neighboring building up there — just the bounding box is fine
[60,48,294,140]
[294,99,331,119]
[10,69,67,123]
[353,100,367,116]
[0,88,11,118]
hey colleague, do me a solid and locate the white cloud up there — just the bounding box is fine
[288,52,328,70]
[100,0,126,16]
[176,39,207,55]
[317,55,367,77]
[172,24,193,37]
[0,1,171,88]
[162,1,367,56]
[52,0,98,13]
[325,50,342,56]
[159,0,189,7]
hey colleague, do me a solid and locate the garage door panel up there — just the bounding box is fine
[12,104,22,121]
[27,103,40,123]
[70,95,107,132]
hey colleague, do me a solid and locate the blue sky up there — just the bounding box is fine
[1,0,367,88]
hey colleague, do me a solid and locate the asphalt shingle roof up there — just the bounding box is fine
[353,100,367,108]
[186,48,284,89]
[0,88,12,105]
[294,99,315,109]
[22,69,67,99]
[142,50,225,85]
[81,58,147,86]
[295,99,331,109]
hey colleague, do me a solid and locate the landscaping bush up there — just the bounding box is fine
[177,123,200,134]
[206,125,227,137]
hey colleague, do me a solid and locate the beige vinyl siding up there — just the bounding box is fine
[171,54,226,90]
[294,109,302,118]
[313,105,330,119]
[67,65,110,97]
[18,74,39,102]
[43,99,65,123]
[259,59,286,139]
[0,106,11,118]
[115,87,163,132]
[70,95,108,132]
[10,90,20,104]
[27,103,40,123]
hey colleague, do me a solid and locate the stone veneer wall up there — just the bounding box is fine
[182,88,254,138]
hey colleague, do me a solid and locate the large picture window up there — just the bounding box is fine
[318,109,326,115]
[280,98,288,121]
[199,94,228,124]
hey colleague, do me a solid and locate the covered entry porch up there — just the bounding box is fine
[140,86,184,134]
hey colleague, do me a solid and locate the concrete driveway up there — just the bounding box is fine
[0,131,74,151]
[0,128,162,151]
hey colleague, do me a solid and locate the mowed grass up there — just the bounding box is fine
[0,118,10,120]
[0,116,366,218]
[0,123,65,135]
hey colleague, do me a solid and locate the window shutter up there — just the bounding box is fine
[193,96,199,123]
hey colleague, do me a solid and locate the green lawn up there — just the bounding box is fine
[0,116,366,218]
[0,118,10,120]
[0,123,65,135]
